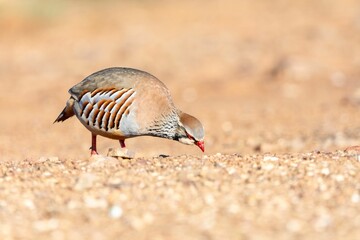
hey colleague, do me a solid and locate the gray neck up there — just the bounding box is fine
[145,110,182,140]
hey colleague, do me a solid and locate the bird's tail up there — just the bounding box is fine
[54,97,75,123]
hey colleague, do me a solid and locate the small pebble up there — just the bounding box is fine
[334,175,344,182]
[286,219,302,233]
[67,200,80,209]
[143,212,154,224]
[42,171,52,177]
[109,205,123,219]
[84,197,108,209]
[314,213,332,230]
[23,199,35,210]
[351,193,360,203]
[263,156,279,161]
[262,163,274,171]
[0,200,7,208]
[227,167,237,175]
[89,155,119,168]
[204,194,215,205]
[48,157,60,163]
[227,204,240,214]
[74,173,97,191]
[107,148,135,159]
[33,219,59,232]
[321,168,330,176]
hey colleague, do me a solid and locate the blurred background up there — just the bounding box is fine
[1,0,360,160]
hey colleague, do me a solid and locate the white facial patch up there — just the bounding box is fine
[178,137,195,145]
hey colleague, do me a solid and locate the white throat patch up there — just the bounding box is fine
[178,137,195,145]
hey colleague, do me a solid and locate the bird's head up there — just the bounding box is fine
[177,112,205,152]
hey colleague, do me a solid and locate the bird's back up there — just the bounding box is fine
[68,67,177,139]
[69,67,163,99]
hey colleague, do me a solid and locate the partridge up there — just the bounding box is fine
[54,67,205,154]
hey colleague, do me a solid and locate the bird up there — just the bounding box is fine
[54,67,205,155]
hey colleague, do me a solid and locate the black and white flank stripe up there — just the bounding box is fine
[75,87,136,132]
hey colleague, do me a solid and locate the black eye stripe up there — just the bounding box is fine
[186,132,194,140]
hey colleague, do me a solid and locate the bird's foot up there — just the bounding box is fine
[90,146,98,155]
[91,150,98,155]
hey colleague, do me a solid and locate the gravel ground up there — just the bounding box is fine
[1,152,360,240]
[1,0,360,239]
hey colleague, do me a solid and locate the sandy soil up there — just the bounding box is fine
[1,0,360,239]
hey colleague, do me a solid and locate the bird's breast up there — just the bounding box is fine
[73,87,140,138]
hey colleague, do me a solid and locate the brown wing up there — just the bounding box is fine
[69,67,162,101]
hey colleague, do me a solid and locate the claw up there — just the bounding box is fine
[90,149,98,155]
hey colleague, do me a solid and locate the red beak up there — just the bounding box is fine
[196,141,205,152]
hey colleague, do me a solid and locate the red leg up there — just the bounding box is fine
[119,139,126,148]
[90,133,98,155]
